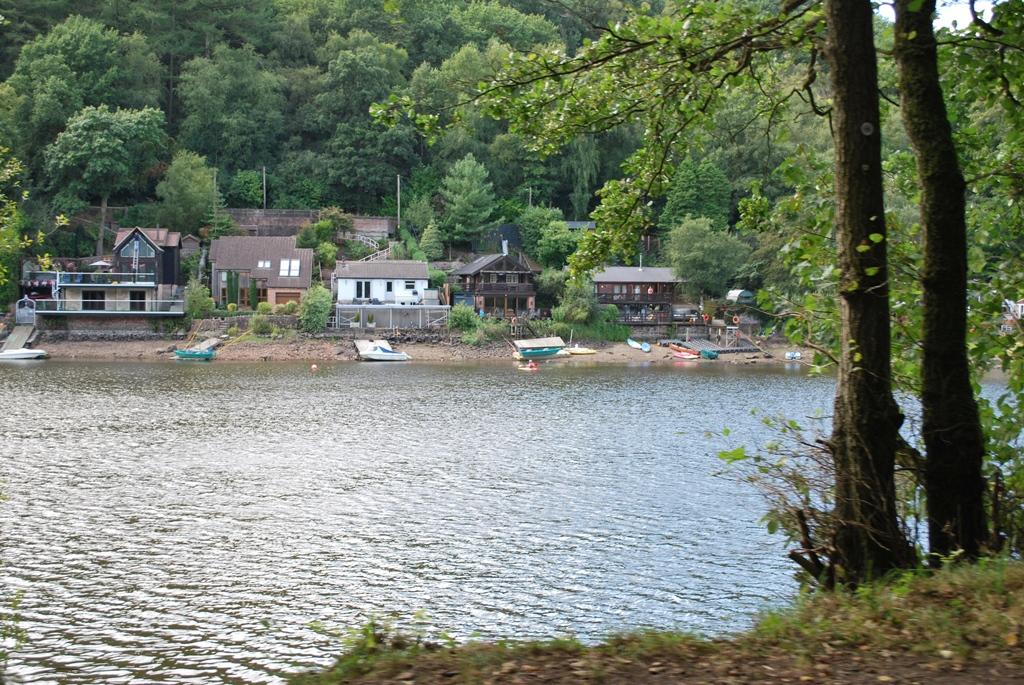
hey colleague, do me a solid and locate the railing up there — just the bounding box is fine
[331,304,450,329]
[597,292,673,304]
[34,299,185,314]
[358,241,396,262]
[617,312,673,324]
[57,272,156,286]
[21,270,58,284]
[353,234,381,249]
[469,283,535,295]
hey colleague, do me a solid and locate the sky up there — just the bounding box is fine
[877,0,995,29]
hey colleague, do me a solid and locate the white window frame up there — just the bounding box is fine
[257,260,271,269]
[279,259,300,277]
[404,280,416,290]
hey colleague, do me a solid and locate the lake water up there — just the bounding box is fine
[0,359,831,684]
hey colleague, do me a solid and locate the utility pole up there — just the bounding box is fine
[262,166,267,209]
[396,174,402,231]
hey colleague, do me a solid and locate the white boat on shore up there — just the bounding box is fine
[0,348,48,360]
[354,339,411,361]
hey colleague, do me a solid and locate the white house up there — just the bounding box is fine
[333,260,429,305]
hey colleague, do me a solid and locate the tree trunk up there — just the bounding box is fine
[97,194,108,257]
[894,0,987,561]
[824,0,915,584]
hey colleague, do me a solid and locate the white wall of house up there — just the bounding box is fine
[336,277,428,304]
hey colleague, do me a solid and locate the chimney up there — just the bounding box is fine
[501,239,508,255]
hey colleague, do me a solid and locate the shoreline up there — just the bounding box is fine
[33,335,807,366]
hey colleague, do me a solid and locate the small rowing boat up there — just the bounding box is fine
[567,345,596,355]
[627,338,651,353]
[668,343,699,358]
[174,348,215,361]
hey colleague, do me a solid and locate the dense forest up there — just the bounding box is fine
[0,0,829,296]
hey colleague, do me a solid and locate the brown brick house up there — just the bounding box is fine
[209,236,313,307]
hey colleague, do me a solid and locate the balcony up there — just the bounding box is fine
[34,299,185,315]
[57,271,157,286]
[597,292,673,305]
[21,270,58,285]
[468,283,535,295]
[617,311,673,325]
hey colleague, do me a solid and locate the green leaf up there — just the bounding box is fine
[717,446,748,463]
[868,233,884,243]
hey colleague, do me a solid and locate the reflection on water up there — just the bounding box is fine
[1,360,835,683]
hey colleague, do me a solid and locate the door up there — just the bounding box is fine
[129,290,146,312]
[15,297,35,324]
[82,290,105,311]
[276,291,301,305]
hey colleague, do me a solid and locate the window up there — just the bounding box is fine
[507,273,519,285]
[386,281,393,292]
[404,280,415,290]
[129,290,146,312]
[356,280,371,299]
[257,260,271,269]
[279,259,300,277]
[120,237,155,259]
[82,290,105,311]
[220,271,228,282]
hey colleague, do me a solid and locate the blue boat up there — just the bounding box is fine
[627,338,652,353]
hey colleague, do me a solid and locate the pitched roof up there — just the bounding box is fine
[209,236,314,290]
[453,253,540,276]
[592,266,680,284]
[113,227,182,251]
[333,260,429,280]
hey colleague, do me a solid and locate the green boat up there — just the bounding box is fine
[517,346,564,359]
[174,348,216,361]
[512,336,566,360]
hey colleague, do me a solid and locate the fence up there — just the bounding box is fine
[330,304,449,330]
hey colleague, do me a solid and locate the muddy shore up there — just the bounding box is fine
[35,334,807,366]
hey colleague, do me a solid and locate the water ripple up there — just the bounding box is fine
[0,361,831,683]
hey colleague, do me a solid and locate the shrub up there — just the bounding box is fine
[419,221,444,260]
[282,300,299,315]
[316,240,338,269]
[341,239,373,261]
[226,325,241,336]
[399,227,427,261]
[460,328,484,345]
[227,302,237,313]
[367,313,375,325]
[428,268,448,290]
[250,315,273,335]
[601,303,621,324]
[389,242,410,260]
[298,283,332,332]
[256,301,272,315]
[449,303,479,332]
[184,278,214,319]
[552,278,598,324]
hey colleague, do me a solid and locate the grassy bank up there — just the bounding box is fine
[292,561,1024,684]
